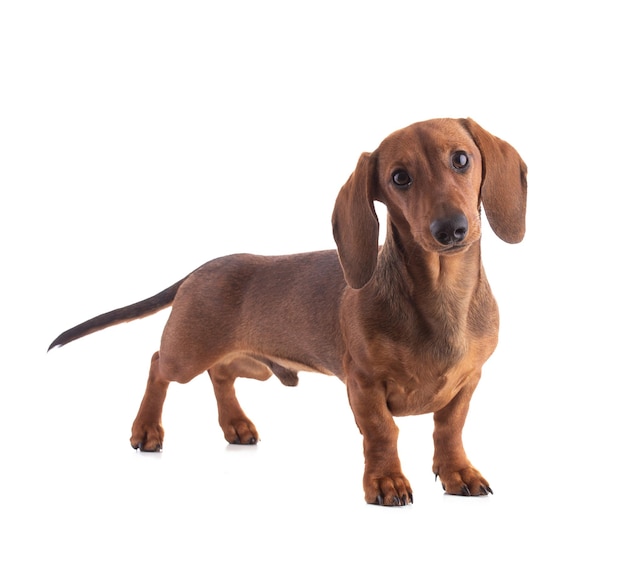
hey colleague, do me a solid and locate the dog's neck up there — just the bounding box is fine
[374,221,484,361]
[382,221,482,296]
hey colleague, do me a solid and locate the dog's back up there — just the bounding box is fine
[161,251,347,378]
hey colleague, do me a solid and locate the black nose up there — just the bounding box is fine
[430,213,468,245]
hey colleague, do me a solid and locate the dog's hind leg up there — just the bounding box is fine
[209,356,274,445]
[130,348,208,451]
[130,351,170,451]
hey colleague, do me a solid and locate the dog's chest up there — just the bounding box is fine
[381,336,489,416]
[386,371,463,416]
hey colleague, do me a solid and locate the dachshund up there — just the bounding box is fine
[49,118,527,506]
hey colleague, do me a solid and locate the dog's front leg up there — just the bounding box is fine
[432,380,492,496]
[347,377,413,506]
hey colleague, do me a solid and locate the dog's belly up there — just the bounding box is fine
[266,355,336,377]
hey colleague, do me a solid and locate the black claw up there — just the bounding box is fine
[376,495,384,506]
[135,442,162,452]
[481,485,493,495]
[461,485,471,496]
[434,472,439,482]
[409,492,414,504]
[248,437,257,445]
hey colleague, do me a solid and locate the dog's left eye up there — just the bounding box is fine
[451,151,469,171]
[392,170,413,188]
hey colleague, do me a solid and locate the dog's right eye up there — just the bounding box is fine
[392,170,412,188]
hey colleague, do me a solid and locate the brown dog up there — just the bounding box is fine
[49,118,527,506]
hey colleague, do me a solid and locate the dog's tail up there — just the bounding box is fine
[47,278,187,351]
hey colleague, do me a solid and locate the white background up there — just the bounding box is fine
[2,1,624,563]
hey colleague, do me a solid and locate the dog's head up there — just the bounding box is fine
[332,118,527,289]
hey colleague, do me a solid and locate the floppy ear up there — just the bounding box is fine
[332,151,380,289]
[461,118,527,243]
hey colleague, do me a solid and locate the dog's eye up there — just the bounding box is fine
[451,151,469,171]
[392,170,412,188]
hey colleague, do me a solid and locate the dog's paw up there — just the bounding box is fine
[130,422,164,452]
[222,418,259,445]
[364,473,413,506]
[435,466,492,496]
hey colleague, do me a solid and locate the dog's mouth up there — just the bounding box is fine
[438,243,469,256]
